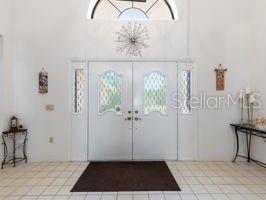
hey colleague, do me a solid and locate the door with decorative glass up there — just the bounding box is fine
[133,62,178,160]
[88,62,177,160]
[88,62,133,160]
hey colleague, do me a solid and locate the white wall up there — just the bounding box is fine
[190,0,254,161]
[0,0,14,158]
[10,0,263,162]
[250,0,266,163]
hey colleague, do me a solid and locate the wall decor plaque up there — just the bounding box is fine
[39,68,48,94]
[215,64,227,91]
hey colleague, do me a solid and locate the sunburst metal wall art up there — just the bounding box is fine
[115,22,149,57]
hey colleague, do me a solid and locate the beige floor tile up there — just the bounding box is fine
[197,177,213,185]
[26,186,47,195]
[36,196,54,200]
[241,194,262,200]
[0,179,15,187]
[11,178,28,186]
[118,192,133,195]
[0,187,17,196]
[0,161,265,200]
[132,194,149,200]
[196,194,213,200]
[46,171,62,178]
[4,196,22,200]
[57,186,73,196]
[164,194,181,200]
[87,193,102,196]
[53,196,71,200]
[178,185,193,194]
[72,192,88,196]
[37,178,55,186]
[218,185,238,194]
[20,196,38,200]
[68,195,86,200]
[59,172,74,178]
[148,194,165,200]
[236,177,254,185]
[211,194,229,200]
[184,177,200,185]
[100,195,117,200]
[65,178,78,186]
[179,194,198,200]
[258,194,266,200]
[42,186,61,195]
[85,194,101,200]
[11,186,32,196]
[204,185,223,194]
[117,194,132,200]
[210,177,226,185]
[191,171,205,177]
[231,185,252,194]
[222,177,239,185]
[190,185,208,194]
[24,178,42,186]
[71,171,83,178]
[226,194,245,200]
[52,178,68,186]
[248,185,266,194]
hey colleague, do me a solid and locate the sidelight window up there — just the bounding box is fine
[181,69,191,114]
[73,69,85,114]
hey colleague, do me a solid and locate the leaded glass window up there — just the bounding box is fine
[87,0,178,20]
[181,70,191,114]
[144,72,167,114]
[99,71,122,114]
[74,69,85,114]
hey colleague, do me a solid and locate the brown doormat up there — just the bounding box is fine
[71,161,180,192]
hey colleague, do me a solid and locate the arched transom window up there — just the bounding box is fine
[87,0,178,20]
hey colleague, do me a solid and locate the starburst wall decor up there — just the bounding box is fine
[115,22,149,57]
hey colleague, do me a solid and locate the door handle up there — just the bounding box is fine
[135,117,141,121]
[125,117,132,121]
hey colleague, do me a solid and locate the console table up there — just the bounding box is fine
[1,129,28,169]
[230,124,266,168]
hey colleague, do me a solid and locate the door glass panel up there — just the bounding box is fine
[181,70,191,114]
[99,71,122,114]
[74,69,85,114]
[144,72,167,114]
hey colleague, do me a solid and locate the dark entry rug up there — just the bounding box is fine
[71,161,180,192]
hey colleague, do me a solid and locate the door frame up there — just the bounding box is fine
[69,59,197,162]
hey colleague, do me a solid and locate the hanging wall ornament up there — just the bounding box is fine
[215,64,227,91]
[115,22,149,57]
[39,68,48,94]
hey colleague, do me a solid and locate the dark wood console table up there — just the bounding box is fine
[230,124,266,168]
[1,129,28,169]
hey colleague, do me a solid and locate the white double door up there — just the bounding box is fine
[89,62,177,160]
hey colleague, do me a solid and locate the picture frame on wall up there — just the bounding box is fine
[215,64,227,91]
[39,68,48,94]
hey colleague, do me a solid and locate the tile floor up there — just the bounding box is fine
[0,161,265,200]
